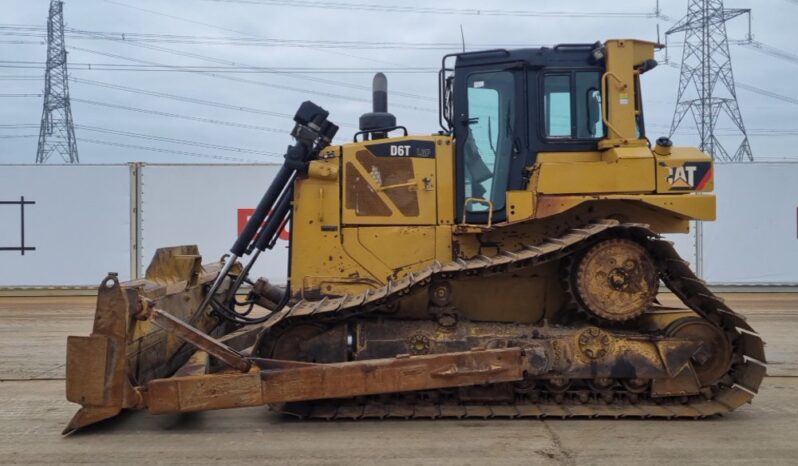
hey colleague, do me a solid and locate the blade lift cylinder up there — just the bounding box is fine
[195,101,338,317]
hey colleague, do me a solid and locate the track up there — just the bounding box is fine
[254,220,767,419]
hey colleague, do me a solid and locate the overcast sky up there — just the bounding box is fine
[1,0,796,164]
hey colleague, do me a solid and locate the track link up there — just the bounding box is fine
[256,220,766,419]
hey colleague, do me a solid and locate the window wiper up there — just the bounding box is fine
[504,104,513,136]
[505,104,521,155]
[487,116,497,157]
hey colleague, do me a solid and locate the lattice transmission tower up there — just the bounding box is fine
[36,0,79,164]
[667,0,753,162]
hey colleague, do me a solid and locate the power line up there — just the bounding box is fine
[9,21,796,77]
[71,98,289,133]
[74,124,281,157]
[69,76,291,118]
[0,124,40,129]
[735,82,798,106]
[64,27,436,100]
[0,75,42,80]
[744,40,798,67]
[0,39,44,45]
[0,93,41,97]
[203,0,659,18]
[664,61,798,106]
[1,122,313,159]
[79,137,264,162]
[663,36,798,68]
[0,134,38,139]
[70,98,347,144]
[102,0,415,68]
[65,46,437,112]
[0,59,437,74]
[68,76,360,129]
[0,25,548,51]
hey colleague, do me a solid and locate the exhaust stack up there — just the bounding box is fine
[359,72,396,139]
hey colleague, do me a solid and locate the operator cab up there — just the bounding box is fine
[439,43,648,224]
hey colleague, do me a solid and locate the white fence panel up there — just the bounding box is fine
[139,164,289,284]
[0,165,131,287]
[702,163,798,285]
[2,162,796,288]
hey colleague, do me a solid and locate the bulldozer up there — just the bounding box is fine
[63,39,766,434]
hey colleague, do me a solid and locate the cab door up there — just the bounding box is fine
[453,65,526,224]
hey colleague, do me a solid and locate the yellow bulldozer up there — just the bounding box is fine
[63,39,765,434]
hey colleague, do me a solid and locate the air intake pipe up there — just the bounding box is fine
[359,72,397,140]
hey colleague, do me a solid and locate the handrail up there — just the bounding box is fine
[600,71,628,141]
[461,198,494,228]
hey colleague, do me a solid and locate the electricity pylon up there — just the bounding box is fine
[36,0,79,164]
[667,0,753,162]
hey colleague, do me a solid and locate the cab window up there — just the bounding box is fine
[543,75,571,137]
[464,71,515,213]
[543,72,604,140]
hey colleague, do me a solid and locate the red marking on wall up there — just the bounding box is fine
[237,208,289,241]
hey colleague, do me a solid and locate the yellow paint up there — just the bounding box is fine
[532,194,715,223]
[344,226,437,281]
[535,147,655,195]
[307,160,338,180]
[435,137,456,225]
[599,39,658,149]
[290,150,376,297]
[287,39,716,301]
[435,225,454,262]
[292,137,454,297]
[535,152,600,163]
[506,191,535,223]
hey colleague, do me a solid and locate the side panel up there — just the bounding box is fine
[535,148,655,195]
[290,156,377,298]
[342,226,437,282]
[342,136,439,226]
[293,138,453,297]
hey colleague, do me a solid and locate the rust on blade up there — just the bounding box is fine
[63,273,142,435]
[146,348,525,414]
[63,246,239,434]
[173,351,209,377]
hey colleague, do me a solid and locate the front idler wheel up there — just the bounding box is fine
[666,317,733,387]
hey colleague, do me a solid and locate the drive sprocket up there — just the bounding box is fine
[574,238,658,321]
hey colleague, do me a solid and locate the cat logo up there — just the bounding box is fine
[666,165,698,188]
[665,162,712,191]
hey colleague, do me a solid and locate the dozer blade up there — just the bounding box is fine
[63,244,534,432]
[64,245,237,434]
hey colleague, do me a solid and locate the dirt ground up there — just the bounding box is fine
[1,294,796,465]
